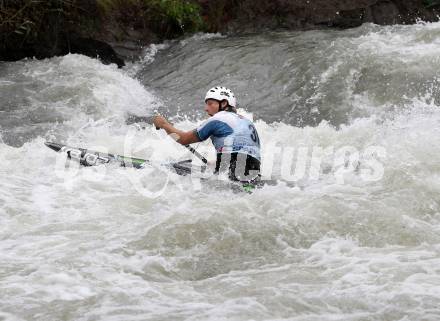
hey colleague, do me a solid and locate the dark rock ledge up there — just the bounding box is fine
[0,0,438,67]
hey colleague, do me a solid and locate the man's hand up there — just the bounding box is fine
[152,115,200,145]
[153,115,168,129]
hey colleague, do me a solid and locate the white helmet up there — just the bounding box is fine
[205,86,237,108]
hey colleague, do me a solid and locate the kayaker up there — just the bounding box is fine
[153,86,261,183]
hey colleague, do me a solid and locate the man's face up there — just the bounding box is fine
[205,99,220,116]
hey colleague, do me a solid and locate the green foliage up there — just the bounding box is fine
[95,0,139,14]
[94,0,205,36]
[0,1,67,47]
[150,0,204,34]
[95,0,119,13]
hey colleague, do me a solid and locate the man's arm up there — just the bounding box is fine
[153,116,200,145]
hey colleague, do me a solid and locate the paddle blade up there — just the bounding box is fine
[44,141,63,152]
[125,114,155,125]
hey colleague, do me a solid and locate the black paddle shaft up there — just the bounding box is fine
[126,114,209,165]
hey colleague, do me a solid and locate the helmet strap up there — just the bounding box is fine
[218,100,226,112]
[218,100,235,113]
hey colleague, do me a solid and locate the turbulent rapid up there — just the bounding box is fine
[1,22,440,321]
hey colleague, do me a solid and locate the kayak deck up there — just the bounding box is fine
[45,141,264,193]
[44,141,196,176]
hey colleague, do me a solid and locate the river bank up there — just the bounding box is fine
[1,0,439,66]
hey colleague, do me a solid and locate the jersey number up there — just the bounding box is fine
[249,124,260,146]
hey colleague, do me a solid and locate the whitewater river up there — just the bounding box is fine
[1,22,440,321]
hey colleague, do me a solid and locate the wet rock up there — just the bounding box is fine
[64,36,125,68]
[210,0,439,33]
[0,34,125,68]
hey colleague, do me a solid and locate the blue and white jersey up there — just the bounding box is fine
[195,111,261,160]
